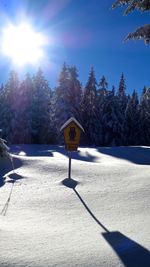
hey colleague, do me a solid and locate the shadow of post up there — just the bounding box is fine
[62,178,150,267]
[73,187,150,266]
[102,231,150,267]
[61,178,109,232]
[73,188,109,232]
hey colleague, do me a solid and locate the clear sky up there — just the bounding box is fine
[0,0,149,95]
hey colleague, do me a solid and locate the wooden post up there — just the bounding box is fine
[60,118,84,180]
[68,152,72,179]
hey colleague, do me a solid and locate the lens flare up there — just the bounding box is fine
[1,22,46,66]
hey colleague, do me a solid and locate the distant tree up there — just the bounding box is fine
[112,0,150,44]
[117,73,128,110]
[55,63,72,136]
[112,85,116,96]
[117,73,126,96]
[31,68,51,144]
[139,87,150,145]
[81,67,98,145]
[0,84,4,131]
[3,71,20,143]
[0,138,10,158]
[97,75,109,145]
[98,75,108,96]
[0,63,149,147]
[68,66,82,121]
[123,89,140,145]
[101,89,120,146]
[55,63,82,143]
[115,73,128,144]
[14,73,33,144]
[49,89,59,144]
[0,86,11,141]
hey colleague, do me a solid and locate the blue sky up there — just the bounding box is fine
[0,0,149,95]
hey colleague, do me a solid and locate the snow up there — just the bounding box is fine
[0,145,150,267]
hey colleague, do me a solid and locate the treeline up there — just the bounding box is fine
[0,63,150,146]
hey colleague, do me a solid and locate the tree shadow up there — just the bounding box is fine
[97,146,150,165]
[0,156,22,188]
[52,146,99,163]
[10,145,150,164]
[1,172,24,216]
[0,176,5,187]
[10,144,54,157]
[10,145,99,162]
[102,231,150,267]
[1,180,15,216]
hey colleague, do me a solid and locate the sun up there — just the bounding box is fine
[1,22,46,66]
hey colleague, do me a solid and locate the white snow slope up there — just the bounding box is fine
[0,145,150,267]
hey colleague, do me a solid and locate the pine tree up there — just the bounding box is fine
[115,73,128,145]
[98,75,108,96]
[117,73,126,97]
[101,87,122,146]
[31,68,51,144]
[55,63,75,142]
[49,89,59,144]
[97,75,109,145]
[81,67,98,145]
[13,73,33,144]
[123,89,140,145]
[68,66,82,121]
[0,85,4,131]
[2,71,20,143]
[117,73,128,116]
[0,138,10,158]
[112,85,115,96]
[139,87,150,145]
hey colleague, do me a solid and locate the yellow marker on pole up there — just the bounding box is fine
[60,117,84,179]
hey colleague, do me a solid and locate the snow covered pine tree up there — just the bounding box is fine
[0,137,10,158]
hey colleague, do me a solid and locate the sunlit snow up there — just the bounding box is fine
[0,145,150,267]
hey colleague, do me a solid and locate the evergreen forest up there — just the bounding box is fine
[0,64,149,146]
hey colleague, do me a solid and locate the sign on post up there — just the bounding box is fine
[60,117,84,179]
[60,117,84,151]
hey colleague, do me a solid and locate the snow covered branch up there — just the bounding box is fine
[125,24,150,44]
[112,0,150,44]
[112,0,150,14]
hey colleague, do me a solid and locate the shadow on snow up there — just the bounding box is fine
[0,157,23,188]
[10,144,53,157]
[0,171,24,215]
[97,146,150,165]
[10,144,150,164]
[62,178,150,267]
[10,145,98,162]
[102,231,150,267]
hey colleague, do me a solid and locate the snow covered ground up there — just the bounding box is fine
[0,145,150,267]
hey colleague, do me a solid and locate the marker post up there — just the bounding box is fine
[60,117,84,180]
[68,152,72,179]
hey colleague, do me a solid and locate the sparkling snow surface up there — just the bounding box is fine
[0,145,150,267]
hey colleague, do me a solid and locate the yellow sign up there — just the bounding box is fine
[60,117,84,151]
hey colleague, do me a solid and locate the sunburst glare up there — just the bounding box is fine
[1,22,47,66]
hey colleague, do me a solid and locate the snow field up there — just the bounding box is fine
[0,146,150,267]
